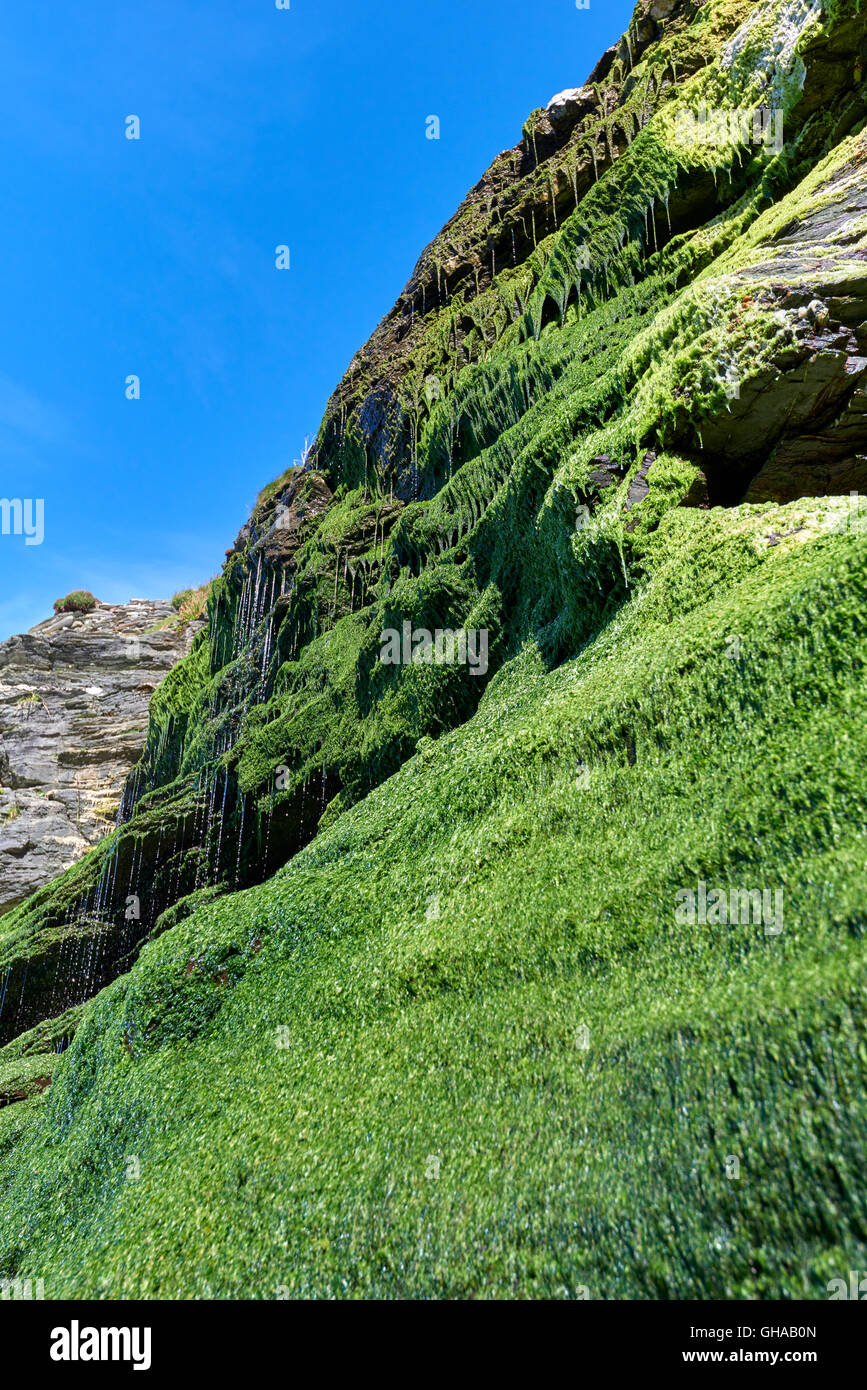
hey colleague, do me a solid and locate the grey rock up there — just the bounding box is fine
[0,601,201,916]
[546,86,596,134]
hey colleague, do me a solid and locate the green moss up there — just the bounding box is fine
[149,886,229,941]
[0,0,866,1299]
[0,1005,83,1063]
[52,590,98,615]
[0,1052,56,1107]
[2,504,867,1296]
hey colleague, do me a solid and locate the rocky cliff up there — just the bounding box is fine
[1,0,866,1300]
[0,602,201,916]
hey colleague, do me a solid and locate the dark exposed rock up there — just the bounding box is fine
[625,452,658,511]
[677,154,867,507]
[588,454,626,491]
[678,467,711,509]
[257,471,333,567]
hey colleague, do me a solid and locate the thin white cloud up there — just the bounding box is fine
[0,372,67,446]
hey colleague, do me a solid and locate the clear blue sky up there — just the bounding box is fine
[0,0,634,640]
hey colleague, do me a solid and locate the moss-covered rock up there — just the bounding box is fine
[0,0,866,1298]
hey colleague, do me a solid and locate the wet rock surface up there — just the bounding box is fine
[0,602,201,916]
[682,153,867,507]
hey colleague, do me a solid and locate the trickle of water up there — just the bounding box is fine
[213,771,230,878]
[263,788,275,870]
[259,614,275,690]
[234,796,247,888]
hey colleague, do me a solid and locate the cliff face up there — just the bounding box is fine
[0,602,201,916]
[1,0,866,1299]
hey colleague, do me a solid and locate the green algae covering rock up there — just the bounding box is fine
[1,0,867,1299]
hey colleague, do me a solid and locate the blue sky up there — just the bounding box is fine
[0,0,634,640]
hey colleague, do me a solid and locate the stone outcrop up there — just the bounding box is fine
[681,146,867,505]
[2,0,863,1039]
[2,0,867,1302]
[0,601,201,916]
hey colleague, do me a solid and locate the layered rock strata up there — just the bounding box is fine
[0,602,201,916]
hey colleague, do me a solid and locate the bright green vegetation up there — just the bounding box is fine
[0,0,866,1298]
[52,591,98,615]
[143,585,214,634]
[2,502,867,1297]
[170,584,212,622]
